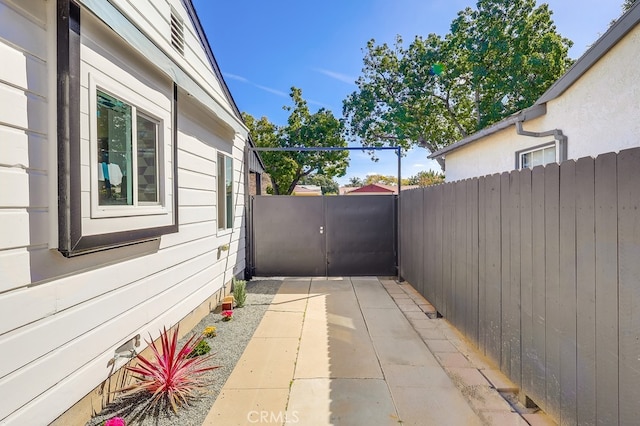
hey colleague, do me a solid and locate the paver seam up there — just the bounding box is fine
[387,279,553,426]
[350,277,404,423]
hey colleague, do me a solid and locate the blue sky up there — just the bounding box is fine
[192,0,625,184]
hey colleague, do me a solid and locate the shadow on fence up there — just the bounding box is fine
[400,147,640,425]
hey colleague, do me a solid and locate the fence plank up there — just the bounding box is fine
[509,171,522,388]
[500,172,511,375]
[594,152,618,426]
[434,185,444,313]
[442,183,455,317]
[485,173,502,365]
[423,186,434,303]
[403,189,415,284]
[617,147,640,425]
[467,178,480,345]
[531,166,547,409]
[414,189,425,295]
[454,180,468,333]
[575,156,596,425]
[478,177,488,356]
[519,168,534,401]
[544,163,561,420]
[559,160,577,425]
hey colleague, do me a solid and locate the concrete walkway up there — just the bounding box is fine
[203,277,551,426]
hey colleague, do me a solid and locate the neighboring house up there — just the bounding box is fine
[344,183,419,195]
[0,0,263,424]
[292,184,322,196]
[430,3,640,182]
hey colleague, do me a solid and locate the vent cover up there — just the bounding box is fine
[170,8,184,55]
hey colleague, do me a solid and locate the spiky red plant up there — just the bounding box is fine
[117,326,219,413]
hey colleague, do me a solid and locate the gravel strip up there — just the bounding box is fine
[87,278,282,426]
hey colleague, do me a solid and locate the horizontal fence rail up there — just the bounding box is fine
[400,147,640,425]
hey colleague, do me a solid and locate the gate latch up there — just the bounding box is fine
[319,226,324,234]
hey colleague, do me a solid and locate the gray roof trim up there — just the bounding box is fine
[429,104,547,159]
[536,1,640,105]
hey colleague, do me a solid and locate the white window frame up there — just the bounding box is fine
[517,141,559,170]
[217,152,234,232]
[89,75,169,218]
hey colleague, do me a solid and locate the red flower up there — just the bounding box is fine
[104,417,126,426]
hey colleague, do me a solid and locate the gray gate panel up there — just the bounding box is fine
[325,196,396,276]
[253,196,325,276]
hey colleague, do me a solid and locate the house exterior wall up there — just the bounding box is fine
[443,22,640,182]
[0,1,247,424]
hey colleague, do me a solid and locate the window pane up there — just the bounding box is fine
[97,91,132,205]
[226,156,233,229]
[217,154,225,228]
[521,152,530,169]
[544,147,556,164]
[531,149,544,166]
[137,115,158,203]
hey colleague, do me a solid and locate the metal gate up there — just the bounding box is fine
[250,195,397,276]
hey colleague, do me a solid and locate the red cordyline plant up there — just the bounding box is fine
[117,326,219,413]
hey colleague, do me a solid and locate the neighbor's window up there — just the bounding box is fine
[519,144,556,169]
[217,153,233,230]
[97,90,159,206]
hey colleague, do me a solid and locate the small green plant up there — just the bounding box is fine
[116,326,219,413]
[233,278,247,308]
[203,326,217,338]
[187,339,211,358]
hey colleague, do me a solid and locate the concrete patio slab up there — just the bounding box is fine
[223,337,299,389]
[205,277,497,426]
[287,378,399,426]
[202,388,289,426]
[250,311,304,338]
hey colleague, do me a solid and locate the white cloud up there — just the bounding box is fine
[223,73,289,98]
[412,163,426,168]
[255,84,288,98]
[223,72,248,82]
[314,68,357,85]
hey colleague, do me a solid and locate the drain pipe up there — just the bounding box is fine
[515,121,568,162]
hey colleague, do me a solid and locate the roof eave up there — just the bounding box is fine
[429,103,547,159]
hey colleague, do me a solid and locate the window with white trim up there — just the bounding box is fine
[56,2,178,257]
[518,143,557,169]
[217,153,233,230]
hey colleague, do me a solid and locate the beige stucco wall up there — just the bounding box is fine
[444,23,640,182]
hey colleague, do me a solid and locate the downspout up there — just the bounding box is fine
[515,120,568,163]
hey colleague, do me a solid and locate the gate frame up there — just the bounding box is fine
[244,146,403,281]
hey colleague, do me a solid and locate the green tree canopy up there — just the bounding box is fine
[343,0,573,169]
[406,170,445,187]
[243,88,349,195]
[623,0,637,12]
[299,174,340,195]
[346,176,364,187]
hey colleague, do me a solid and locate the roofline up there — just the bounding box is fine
[430,2,640,160]
[536,1,640,105]
[429,104,547,159]
[181,0,265,170]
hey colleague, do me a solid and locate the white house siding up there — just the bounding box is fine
[443,23,640,182]
[0,1,248,424]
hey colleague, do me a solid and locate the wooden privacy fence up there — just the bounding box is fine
[400,147,640,425]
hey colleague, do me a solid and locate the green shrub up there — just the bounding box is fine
[233,278,247,308]
[187,339,211,358]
